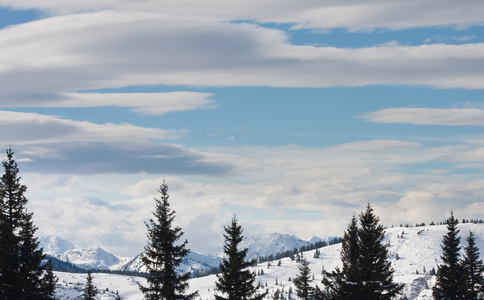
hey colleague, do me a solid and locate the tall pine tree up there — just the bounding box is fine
[461,231,484,299]
[432,211,466,300]
[357,203,403,299]
[323,214,361,299]
[215,216,265,300]
[139,180,197,300]
[0,149,57,299]
[323,203,403,300]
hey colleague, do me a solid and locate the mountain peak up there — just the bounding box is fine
[39,235,76,256]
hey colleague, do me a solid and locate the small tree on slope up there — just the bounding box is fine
[293,259,314,300]
[0,149,57,299]
[432,211,466,300]
[461,231,484,299]
[139,180,197,300]
[215,216,265,300]
[82,271,98,300]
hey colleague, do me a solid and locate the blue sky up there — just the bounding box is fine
[1,1,484,256]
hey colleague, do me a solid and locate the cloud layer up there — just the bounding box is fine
[2,0,483,31]
[0,10,483,111]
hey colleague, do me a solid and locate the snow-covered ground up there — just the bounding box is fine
[53,223,484,299]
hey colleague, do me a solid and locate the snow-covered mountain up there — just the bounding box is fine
[58,246,130,270]
[39,235,76,256]
[52,223,484,300]
[241,232,312,260]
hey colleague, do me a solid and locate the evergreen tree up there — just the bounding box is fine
[357,203,403,299]
[312,285,325,300]
[0,149,57,298]
[432,211,466,300]
[82,271,98,300]
[461,231,484,299]
[323,204,403,300]
[215,216,265,300]
[293,259,314,300]
[139,180,197,300]
[322,214,361,299]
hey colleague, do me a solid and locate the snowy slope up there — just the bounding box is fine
[52,223,484,300]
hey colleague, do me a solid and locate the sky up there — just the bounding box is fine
[1,0,484,257]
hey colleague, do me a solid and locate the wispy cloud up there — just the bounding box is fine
[328,139,421,152]
[1,0,483,31]
[363,108,484,126]
[39,92,216,116]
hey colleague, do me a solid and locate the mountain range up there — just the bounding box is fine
[39,232,323,274]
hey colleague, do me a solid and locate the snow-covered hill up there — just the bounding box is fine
[52,223,484,300]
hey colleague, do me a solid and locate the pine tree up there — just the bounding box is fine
[323,204,403,300]
[0,149,57,298]
[461,231,484,299]
[312,285,326,300]
[357,203,403,299]
[82,271,98,300]
[432,211,466,300]
[215,216,265,300]
[293,259,314,300]
[323,214,361,299]
[139,180,197,300]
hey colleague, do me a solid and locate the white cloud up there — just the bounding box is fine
[444,148,484,162]
[364,108,484,126]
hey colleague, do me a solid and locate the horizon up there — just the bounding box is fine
[1,1,484,257]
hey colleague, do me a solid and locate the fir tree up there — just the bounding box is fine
[357,203,403,299]
[432,211,466,300]
[293,259,314,300]
[139,180,197,300]
[312,285,326,300]
[323,204,403,300]
[82,271,98,300]
[0,149,57,298]
[323,214,361,299]
[461,231,484,299]
[215,216,265,300]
